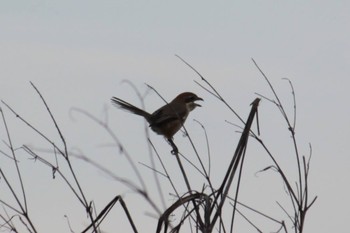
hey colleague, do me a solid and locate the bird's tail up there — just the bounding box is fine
[111,97,152,121]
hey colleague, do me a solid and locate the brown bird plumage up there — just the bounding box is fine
[111,92,203,153]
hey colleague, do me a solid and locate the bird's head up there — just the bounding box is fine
[173,92,203,111]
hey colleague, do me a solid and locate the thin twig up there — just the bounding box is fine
[139,161,167,178]
[70,107,147,192]
[0,108,37,232]
[175,55,245,125]
[193,119,211,178]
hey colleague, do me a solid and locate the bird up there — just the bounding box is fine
[111,92,203,154]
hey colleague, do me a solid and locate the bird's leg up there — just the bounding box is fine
[167,138,178,155]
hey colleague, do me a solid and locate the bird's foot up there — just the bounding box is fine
[168,138,179,155]
[171,147,179,155]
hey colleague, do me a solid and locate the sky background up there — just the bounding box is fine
[1,1,349,232]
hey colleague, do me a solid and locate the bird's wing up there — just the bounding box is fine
[150,105,187,127]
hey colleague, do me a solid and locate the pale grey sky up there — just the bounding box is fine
[1,1,349,232]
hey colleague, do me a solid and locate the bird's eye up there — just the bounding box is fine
[186,95,195,102]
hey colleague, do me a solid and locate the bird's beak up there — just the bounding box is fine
[194,96,203,107]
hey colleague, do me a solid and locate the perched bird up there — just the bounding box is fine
[111,92,203,153]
